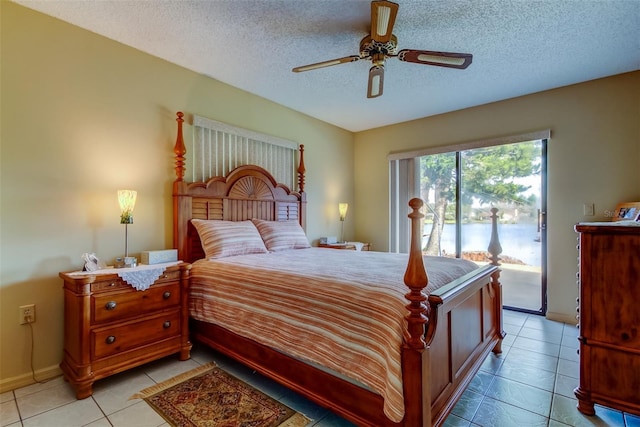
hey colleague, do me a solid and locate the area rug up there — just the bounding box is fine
[130,362,311,427]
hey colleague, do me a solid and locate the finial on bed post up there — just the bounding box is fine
[404,198,429,350]
[487,208,506,353]
[174,112,186,182]
[297,144,306,193]
[488,207,502,269]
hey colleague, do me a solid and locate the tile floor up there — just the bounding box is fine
[1,310,639,427]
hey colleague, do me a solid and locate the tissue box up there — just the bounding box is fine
[141,249,178,265]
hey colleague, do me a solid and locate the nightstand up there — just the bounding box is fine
[59,262,191,399]
[318,242,370,251]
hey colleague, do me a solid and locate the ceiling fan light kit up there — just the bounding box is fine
[292,0,473,99]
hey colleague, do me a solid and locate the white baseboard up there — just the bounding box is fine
[0,365,62,394]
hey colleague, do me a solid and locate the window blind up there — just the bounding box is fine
[192,115,299,191]
[388,130,550,161]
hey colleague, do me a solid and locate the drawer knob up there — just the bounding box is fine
[105,301,117,310]
[105,336,116,344]
[163,291,171,299]
[163,321,171,329]
[621,332,630,341]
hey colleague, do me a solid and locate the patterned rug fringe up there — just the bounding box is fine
[129,362,217,400]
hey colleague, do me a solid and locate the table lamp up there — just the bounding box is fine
[116,189,137,268]
[339,203,348,243]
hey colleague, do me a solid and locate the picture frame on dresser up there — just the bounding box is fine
[613,201,640,222]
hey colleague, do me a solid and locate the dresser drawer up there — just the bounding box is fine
[92,282,180,324]
[92,310,181,359]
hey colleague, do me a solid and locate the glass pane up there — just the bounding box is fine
[419,152,457,256]
[461,141,543,311]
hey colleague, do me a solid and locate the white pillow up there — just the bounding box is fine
[252,219,311,252]
[191,219,268,259]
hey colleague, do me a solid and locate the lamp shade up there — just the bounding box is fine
[118,190,137,224]
[338,203,349,221]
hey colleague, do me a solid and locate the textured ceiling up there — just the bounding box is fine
[14,0,640,132]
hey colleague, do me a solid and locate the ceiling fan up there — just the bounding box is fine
[292,0,472,99]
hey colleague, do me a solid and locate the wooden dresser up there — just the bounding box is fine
[59,262,192,399]
[574,223,640,416]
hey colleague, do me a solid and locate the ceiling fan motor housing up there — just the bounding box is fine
[360,35,398,60]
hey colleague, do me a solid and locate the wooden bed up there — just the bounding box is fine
[171,112,505,426]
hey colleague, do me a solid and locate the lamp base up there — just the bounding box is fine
[115,256,137,268]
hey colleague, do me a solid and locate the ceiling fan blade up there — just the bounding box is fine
[367,65,384,98]
[371,1,399,43]
[292,55,361,72]
[397,49,473,69]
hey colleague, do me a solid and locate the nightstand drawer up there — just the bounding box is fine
[92,310,181,358]
[91,278,129,292]
[92,282,180,324]
[90,270,179,292]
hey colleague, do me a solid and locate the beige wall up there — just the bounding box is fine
[353,71,640,324]
[0,2,353,390]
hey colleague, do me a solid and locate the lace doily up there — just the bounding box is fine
[67,261,181,291]
[118,267,166,291]
[346,241,365,251]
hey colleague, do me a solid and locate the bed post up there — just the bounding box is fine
[174,112,186,182]
[297,144,305,193]
[487,207,506,352]
[173,112,190,261]
[401,198,431,426]
[297,144,307,230]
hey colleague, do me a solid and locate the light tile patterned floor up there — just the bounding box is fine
[1,310,639,426]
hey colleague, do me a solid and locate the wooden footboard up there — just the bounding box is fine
[401,199,504,426]
[426,266,503,425]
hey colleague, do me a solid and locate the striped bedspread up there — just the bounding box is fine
[189,248,478,422]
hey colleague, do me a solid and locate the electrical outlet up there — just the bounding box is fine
[19,304,35,324]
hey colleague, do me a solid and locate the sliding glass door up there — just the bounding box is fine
[419,140,546,313]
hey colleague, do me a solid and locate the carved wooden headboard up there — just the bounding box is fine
[172,112,307,263]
